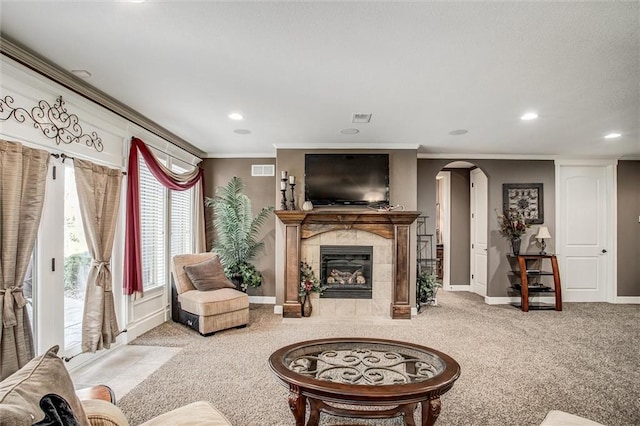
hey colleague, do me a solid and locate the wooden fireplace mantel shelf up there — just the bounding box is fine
[276,209,420,319]
[275,210,421,239]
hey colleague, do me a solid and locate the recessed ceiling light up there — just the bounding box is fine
[71,69,92,79]
[341,128,359,134]
[234,129,251,135]
[604,132,621,139]
[521,112,538,121]
[448,129,468,136]
[228,113,244,121]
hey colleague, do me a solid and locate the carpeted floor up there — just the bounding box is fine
[118,291,640,426]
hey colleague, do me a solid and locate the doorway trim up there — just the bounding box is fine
[437,171,452,290]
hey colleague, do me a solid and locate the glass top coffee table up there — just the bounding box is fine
[268,338,461,426]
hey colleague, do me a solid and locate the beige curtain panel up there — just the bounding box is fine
[0,139,50,380]
[73,158,123,353]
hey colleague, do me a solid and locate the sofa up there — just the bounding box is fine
[0,345,232,426]
[171,253,249,336]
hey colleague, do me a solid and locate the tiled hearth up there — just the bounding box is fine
[301,230,393,318]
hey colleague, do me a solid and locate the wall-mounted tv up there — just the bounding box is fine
[304,153,389,206]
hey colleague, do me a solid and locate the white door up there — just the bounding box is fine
[470,169,488,296]
[557,162,614,302]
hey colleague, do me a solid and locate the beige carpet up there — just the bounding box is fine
[118,291,640,426]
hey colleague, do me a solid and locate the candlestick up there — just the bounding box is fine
[289,183,296,210]
[280,181,286,190]
[289,175,295,184]
[280,184,288,210]
[281,170,288,180]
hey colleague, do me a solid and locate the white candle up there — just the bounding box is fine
[289,175,295,184]
[281,171,288,180]
[280,181,286,190]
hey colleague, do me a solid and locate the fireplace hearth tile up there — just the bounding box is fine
[355,230,375,245]
[335,230,354,244]
[372,281,392,300]
[373,245,393,264]
[355,299,372,316]
[335,299,357,317]
[374,264,392,283]
[372,298,392,317]
[319,232,337,245]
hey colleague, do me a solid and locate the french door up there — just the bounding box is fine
[31,159,100,362]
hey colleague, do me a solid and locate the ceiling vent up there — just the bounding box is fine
[251,164,275,177]
[352,113,372,123]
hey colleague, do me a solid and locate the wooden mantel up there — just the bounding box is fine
[275,209,420,319]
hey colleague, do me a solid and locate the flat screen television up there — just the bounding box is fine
[304,153,389,206]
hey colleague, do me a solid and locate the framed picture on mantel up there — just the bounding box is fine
[502,183,544,224]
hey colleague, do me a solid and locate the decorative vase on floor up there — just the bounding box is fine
[301,295,312,317]
[511,236,522,255]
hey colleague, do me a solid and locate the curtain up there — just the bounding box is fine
[73,159,122,353]
[124,137,204,297]
[0,139,49,380]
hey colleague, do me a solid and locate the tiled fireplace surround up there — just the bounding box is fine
[275,210,420,319]
[302,230,392,318]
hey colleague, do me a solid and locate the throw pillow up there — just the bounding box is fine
[183,256,236,291]
[0,345,90,426]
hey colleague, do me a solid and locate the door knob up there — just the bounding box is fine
[601,249,608,253]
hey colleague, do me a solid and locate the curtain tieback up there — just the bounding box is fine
[0,286,27,328]
[92,260,111,289]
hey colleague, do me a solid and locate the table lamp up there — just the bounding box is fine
[536,226,551,255]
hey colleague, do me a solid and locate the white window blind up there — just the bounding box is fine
[139,157,166,291]
[170,172,194,258]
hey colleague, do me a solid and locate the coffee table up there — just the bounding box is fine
[268,338,461,426]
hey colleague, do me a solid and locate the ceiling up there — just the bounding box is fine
[1,1,638,159]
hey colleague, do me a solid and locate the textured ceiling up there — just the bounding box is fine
[1,1,638,158]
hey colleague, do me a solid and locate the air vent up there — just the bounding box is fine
[251,164,275,177]
[352,113,372,123]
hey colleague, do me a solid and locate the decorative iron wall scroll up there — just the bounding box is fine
[0,95,103,152]
[502,183,544,224]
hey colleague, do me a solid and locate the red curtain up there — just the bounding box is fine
[123,137,204,296]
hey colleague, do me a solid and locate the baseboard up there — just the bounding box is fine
[273,305,283,315]
[125,309,166,341]
[248,296,276,305]
[448,285,471,291]
[485,296,557,305]
[613,296,640,304]
[411,307,418,316]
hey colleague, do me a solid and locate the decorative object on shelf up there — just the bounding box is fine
[502,183,544,224]
[204,176,273,292]
[535,226,551,255]
[289,175,296,210]
[280,171,288,210]
[417,271,441,309]
[497,208,531,255]
[299,260,326,317]
[0,95,103,152]
[302,200,313,211]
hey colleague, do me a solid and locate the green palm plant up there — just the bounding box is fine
[205,176,274,291]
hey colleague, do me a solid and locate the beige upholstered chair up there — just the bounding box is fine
[170,253,249,336]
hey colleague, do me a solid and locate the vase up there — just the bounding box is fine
[511,236,522,256]
[301,294,313,317]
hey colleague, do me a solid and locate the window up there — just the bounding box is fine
[170,181,194,258]
[139,157,166,291]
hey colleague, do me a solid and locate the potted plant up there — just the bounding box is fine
[497,208,531,255]
[299,261,326,316]
[417,271,441,308]
[205,176,274,292]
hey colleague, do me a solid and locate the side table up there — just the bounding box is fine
[510,254,562,312]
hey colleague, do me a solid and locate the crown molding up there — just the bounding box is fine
[0,35,206,158]
[205,152,277,159]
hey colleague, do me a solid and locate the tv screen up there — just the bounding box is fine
[304,154,389,206]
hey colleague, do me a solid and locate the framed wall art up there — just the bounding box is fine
[502,183,544,224]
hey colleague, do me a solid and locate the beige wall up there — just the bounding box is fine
[418,159,555,298]
[201,158,277,298]
[617,160,640,297]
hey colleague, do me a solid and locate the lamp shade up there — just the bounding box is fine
[536,226,551,239]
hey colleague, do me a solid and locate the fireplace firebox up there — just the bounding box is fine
[320,245,373,299]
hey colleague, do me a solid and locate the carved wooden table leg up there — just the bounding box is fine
[421,398,441,426]
[306,398,323,426]
[402,403,418,426]
[288,385,306,426]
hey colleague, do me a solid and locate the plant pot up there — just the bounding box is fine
[511,237,522,256]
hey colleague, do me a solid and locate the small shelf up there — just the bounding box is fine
[509,270,554,276]
[511,284,555,293]
[511,302,557,311]
[510,254,562,312]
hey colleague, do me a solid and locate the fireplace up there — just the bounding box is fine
[320,245,373,299]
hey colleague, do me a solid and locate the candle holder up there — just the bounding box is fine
[289,183,296,210]
[280,179,288,210]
